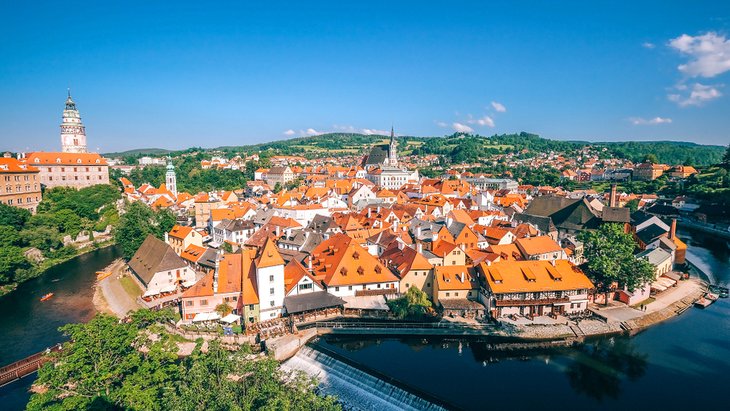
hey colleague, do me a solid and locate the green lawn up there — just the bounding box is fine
[119,275,142,300]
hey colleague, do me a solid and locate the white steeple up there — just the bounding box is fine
[165,156,177,197]
[388,125,398,167]
[60,90,88,153]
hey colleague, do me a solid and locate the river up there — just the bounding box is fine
[1,229,728,410]
[0,245,122,410]
[306,227,730,410]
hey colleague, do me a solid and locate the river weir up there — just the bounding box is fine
[283,346,448,411]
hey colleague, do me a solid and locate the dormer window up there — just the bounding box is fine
[77,159,82,164]
[34,158,40,163]
[56,158,61,163]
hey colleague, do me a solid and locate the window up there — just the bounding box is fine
[348,285,352,290]
[269,287,274,295]
[335,286,340,292]
[269,275,274,281]
[446,292,450,297]
[270,300,274,307]
[249,304,254,310]
[185,301,193,307]
[200,299,208,306]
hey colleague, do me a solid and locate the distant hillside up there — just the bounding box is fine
[104,148,172,157]
[112,133,726,167]
[598,140,725,166]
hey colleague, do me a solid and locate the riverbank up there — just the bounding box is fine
[267,277,707,361]
[92,258,140,317]
[0,240,116,298]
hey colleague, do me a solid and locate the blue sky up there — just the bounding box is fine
[1,1,729,152]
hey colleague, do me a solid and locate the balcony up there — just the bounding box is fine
[494,297,570,307]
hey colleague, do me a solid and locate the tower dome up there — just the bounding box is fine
[60,90,88,153]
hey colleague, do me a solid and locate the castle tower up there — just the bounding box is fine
[60,90,88,153]
[165,157,177,197]
[388,126,398,167]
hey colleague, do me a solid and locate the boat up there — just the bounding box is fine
[96,271,112,281]
[695,297,712,308]
[708,285,729,298]
[40,293,54,302]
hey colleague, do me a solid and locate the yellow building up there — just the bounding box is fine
[0,155,42,213]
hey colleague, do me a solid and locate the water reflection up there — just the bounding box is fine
[565,337,647,401]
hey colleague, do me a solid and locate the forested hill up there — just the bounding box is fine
[111,132,727,167]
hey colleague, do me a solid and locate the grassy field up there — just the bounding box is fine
[119,275,142,300]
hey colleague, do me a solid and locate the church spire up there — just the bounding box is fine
[388,125,398,167]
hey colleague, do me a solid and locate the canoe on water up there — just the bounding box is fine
[40,293,54,302]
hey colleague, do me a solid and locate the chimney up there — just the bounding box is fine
[551,259,556,267]
[670,219,677,239]
[276,226,280,236]
[416,226,422,238]
[307,254,313,272]
[417,243,423,254]
[459,272,464,283]
[609,184,618,208]
[164,232,169,244]
[377,205,381,213]
[367,208,372,218]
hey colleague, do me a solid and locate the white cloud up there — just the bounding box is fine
[629,117,673,125]
[669,32,730,78]
[491,101,507,112]
[642,42,656,49]
[435,121,448,127]
[668,82,723,107]
[467,115,495,127]
[362,128,389,135]
[303,128,323,136]
[452,122,474,133]
[283,129,296,136]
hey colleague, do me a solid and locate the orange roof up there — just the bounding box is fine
[380,243,433,277]
[256,237,285,268]
[430,239,458,258]
[284,259,320,294]
[241,249,259,305]
[25,152,107,166]
[435,265,479,291]
[180,244,207,263]
[0,157,39,173]
[515,236,563,256]
[479,260,594,294]
[486,244,523,260]
[169,225,194,239]
[310,233,398,287]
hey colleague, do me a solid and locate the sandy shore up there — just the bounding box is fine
[92,259,140,317]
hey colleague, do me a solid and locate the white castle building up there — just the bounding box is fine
[60,90,88,153]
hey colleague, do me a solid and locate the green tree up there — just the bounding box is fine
[387,287,433,319]
[624,199,640,212]
[723,144,730,169]
[273,182,283,193]
[19,226,63,252]
[0,246,29,283]
[115,202,173,259]
[0,224,21,247]
[0,203,30,230]
[642,154,658,164]
[579,223,655,304]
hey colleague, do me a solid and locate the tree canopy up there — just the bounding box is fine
[114,202,176,259]
[27,309,341,411]
[578,223,656,301]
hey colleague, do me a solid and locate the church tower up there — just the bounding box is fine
[388,126,398,167]
[60,90,88,153]
[165,157,177,197]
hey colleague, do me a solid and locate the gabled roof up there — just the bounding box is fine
[128,235,187,285]
[256,237,285,268]
[479,260,594,294]
[169,225,194,239]
[284,259,321,294]
[309,233,399,287]
[435,265,479,291]
[380,243,433,277]
[515,236,563,256]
